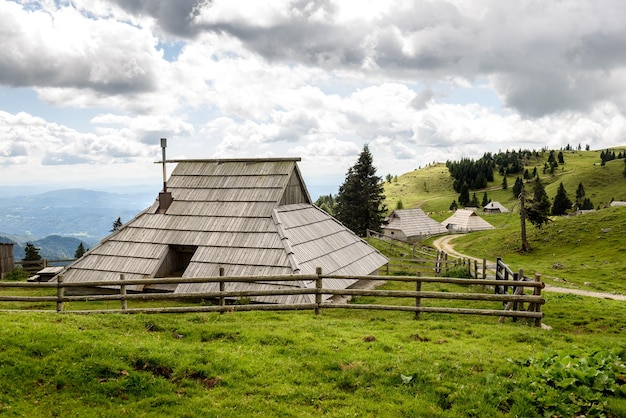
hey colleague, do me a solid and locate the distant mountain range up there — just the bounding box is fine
[0,187,159,261]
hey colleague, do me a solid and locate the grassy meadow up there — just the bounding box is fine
[1,299,625,417]
[383,148,626,214]
[1,147,626,417]
[385,148,626,294]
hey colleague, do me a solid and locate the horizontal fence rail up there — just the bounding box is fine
[0,269,545,327]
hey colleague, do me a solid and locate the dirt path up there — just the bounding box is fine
[432,235,626,301]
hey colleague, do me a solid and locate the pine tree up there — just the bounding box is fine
[481,192,489,207]
[74,243,87,258]
[575,182,585,203]
[315,194,336,215]
[449,200,458,211]
[551,182,572,216]
[512,177,524,199]
[111,217,123,232]
[458,183,470,207]
[501,176,508,190]
[335,145,387,236]
[22,243,41,262]
[580,197,594,210]
[525,178,551,228]
[470,193,479,207]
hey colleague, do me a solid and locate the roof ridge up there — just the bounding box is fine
[271,209,301,274]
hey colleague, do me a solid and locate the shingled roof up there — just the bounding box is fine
[58,158,388,304]
[382,209,448,241]
[441,209,495,232]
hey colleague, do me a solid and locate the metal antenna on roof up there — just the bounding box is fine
[157,138,173,214]
[160,138,167,193]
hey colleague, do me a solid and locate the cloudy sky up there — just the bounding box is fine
[2,0,626,198]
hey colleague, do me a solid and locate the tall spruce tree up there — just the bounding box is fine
[74,242,87,258]
[512,177,524,199]
[335,145,387,236]
[458,183,470,207]
[22,243,41,262]
[525,178,551,228]
[575,182,586,205]
[481,192,489,207]
[551,182,572,215]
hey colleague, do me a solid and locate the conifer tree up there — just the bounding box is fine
[525,178,551,228]
[481,192,489,207]
[458,183,470,207]
[111,217,123,232]
[470,193,479,207]
[22,243,41,262]
[551,182,572,216]
[512,177,524,199]
[335,145,387,236]
[575,182,586,204]
[74,243,87,258]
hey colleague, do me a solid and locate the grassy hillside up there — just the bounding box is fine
[451,207,626,293]
[383,147,626,294]
[383,148,626,214]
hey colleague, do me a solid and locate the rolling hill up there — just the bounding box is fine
[382,146,626,294]
[383,148,626,214]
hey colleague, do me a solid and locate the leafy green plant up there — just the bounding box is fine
[443,266,471,279]
[507,348,626,417]
[3,268,28,281]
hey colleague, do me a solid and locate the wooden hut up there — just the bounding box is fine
[0,243,14,280]
[382,209,448,242]
[55,158,388,304]
[441,209,495,233]
[483,201,509,213]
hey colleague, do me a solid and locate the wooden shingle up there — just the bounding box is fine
[57,158,387,304]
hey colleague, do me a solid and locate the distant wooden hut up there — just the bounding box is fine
[0,243,14,280]
[483,201,509,213]
[55,158,388,304]
[382,209,448,242]
[441,209,495,233]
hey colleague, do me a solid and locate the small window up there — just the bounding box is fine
[155,245,198,277]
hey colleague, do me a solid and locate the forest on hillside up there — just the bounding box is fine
[445,146,626,209]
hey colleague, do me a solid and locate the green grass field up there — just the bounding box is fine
[1,299,625,417]
[1,147,625,417]
[384,149,626,214]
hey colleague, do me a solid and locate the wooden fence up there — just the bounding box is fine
[0,268,545,327]
[366,229,492,279]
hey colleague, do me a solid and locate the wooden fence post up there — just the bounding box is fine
[515,268,524,314]
[482,258,487,280]
[219,267,225,313]
[120,274,127,311]
[444,253,449,275]
[415,272,422,320]
[56,274,64,313]
[534,273,543,328]
[315,267,322,315]
[473,259,478,279]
